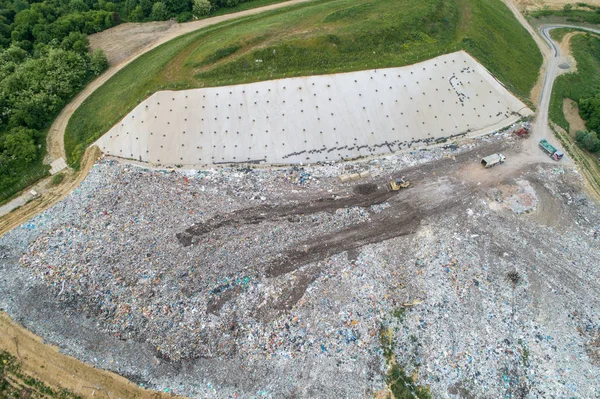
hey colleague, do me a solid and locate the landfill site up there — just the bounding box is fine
[96,51,531,166]
[2,56,600,398]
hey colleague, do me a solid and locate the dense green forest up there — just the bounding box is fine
[0,0,113,201]
[0,0,266,202]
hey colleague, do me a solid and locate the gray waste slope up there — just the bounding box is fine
[2,133,600,398]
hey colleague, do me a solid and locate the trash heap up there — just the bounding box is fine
[1,131,599,398]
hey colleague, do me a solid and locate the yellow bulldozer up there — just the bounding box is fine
[387,177,410,192]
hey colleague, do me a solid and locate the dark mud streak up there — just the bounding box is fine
[176,189,396,247]
[264,201,421,278]
[265,193,470,278]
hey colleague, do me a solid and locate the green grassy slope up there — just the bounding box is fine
[66,0,542,167]
[549,33,600,131]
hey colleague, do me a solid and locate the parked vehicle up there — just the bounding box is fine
[481,153,506,168]
[539,139,564,161]
[514,127,529,138]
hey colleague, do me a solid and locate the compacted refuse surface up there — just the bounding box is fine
[1,135,600,398]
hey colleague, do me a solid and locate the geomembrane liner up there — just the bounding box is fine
[96,51,531,166]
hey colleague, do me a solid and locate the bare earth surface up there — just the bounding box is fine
[0,312,177,399]
[89,21,176,66]
[515,0,600,11]
[563,98,587,134]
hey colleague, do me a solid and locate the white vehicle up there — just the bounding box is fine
[481,153,506,168]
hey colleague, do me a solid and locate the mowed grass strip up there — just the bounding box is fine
[66,0,542,167]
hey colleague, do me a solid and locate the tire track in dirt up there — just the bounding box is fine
[264,187,470,278]
[176,187,396,246]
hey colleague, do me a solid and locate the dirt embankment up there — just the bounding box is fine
[0,312,178,399]
[563,98,587,135]
[89,21,176,66]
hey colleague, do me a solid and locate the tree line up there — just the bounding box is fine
[0,0,261,200]
[576,92,600,153]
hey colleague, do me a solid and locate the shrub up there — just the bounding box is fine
[579,93,600,132]
[150,2,170,21]
[51,173,65,185]
[193,0,212,17]
[176,11,193,22]
[575,130,600,152]
[91,48,109,74]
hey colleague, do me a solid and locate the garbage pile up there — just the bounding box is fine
[1,130,599,398]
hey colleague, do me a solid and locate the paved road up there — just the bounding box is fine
[0,196,26,216]
[531,24,600,157]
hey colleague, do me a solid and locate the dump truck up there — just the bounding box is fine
[387,177,410,192]
[481,153,506,168]
[539,139,564,161]
[514,127,529,138]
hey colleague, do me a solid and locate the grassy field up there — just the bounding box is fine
[66,0,543,167]
[550,27,577,42]
[548,33,600,194]
[549,33,600,131]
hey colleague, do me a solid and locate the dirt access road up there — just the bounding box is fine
[515,0,600,11]
[45,0,312,163]
[533,24,600,153]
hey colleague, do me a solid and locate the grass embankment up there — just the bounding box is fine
[0,350,82,398]
[66,0,542,168]
[549,34,600,131]
[550,27,577,42]
[0,155,48,206]
[548,32,600,195]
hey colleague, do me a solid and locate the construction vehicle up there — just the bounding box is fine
[481,153,506,168]
[539,139,564,161]
[387,177,410,192]
[514,127,529,138]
